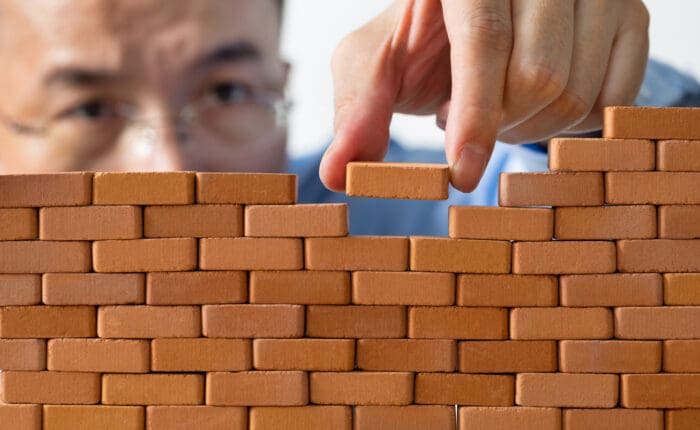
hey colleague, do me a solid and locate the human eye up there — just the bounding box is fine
[58,99,123,122]
[207,81,257,106]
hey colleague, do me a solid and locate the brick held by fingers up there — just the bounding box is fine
[0,172,92,208]
[245,204,348,237]
[604,106,700,140]
[39,206,142,240]
[499,172,604,207]
[42,405,144,430]
[448,206,553,241]
[346,162,450,200]
[206,371,308,406]
[196,172,297,204]
[147,406,247,430]
[515,373,619,408]
[548,137,655,171]
[458,407,561,430]
[310,372,413,406]
[657,139,700,171]
[0,208,37,240]
[93,172,195,205]
[250,406,351,430]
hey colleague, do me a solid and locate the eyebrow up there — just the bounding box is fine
[44,68,121,88]
[195,40,262,70]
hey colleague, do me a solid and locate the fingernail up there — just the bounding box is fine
[452,145,488,192]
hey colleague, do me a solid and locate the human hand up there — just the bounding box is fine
[319,0,649,192]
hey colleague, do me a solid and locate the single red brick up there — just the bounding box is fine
[603,106,700,139]
[147,406,247,430]
[410,237,511,273]
[606,172,700,204]
[346,162,449,200]
[458,341,557,373]
[39,206,142,240]
[0,339,45,370]
[0,208,37,240]
[618,240,700,272]
[559,340,661,373]
[203,305,304,338]
[664,274,700,305]
[310,372,413,405]
[357,339,456,372]
[0,241,91,273]
[0,306,95,338]
[664,340,700,372]
[306,305,406,338]
[563,409,663,430]
[93,172,194,205]
[206,371,308,406]
[657,139,700,171]
[615,307,700,339]
[48,339,149,373]
[415,373,513,406]
[621,374,700,408]
[196,172,297,204]
[511,308,613,340]
[658,205,700,239]
[144,204,243,238]
[98,306,200,338]
[459,407,561,430]
[449,206,552,241]
[249,271,350,305]
[200,238,303,270]
[147,271,247,305]
[560,273,662,306]
[43,405,144,430]
[42,273,145,305]
[499,172,604,207]
[0,404,41,430]
[516,373,618,408]
[513,241,616,274]
[102,374,204,405]
[355,405,455,430]
[0,173,92,208]
[305,237,409,271]
[0,274,41,305]
[151,338,251,372]
[408,306,507,340]
[245,204,348,237]
[549,137,655,171]
[352,271,454,305]
[554,205,656,240]
[457,275,557,307]
[666,409,700,430]
[253,339,354,371]
[93,238,197,272]
[1,371,100,404]
[250,406,350,430]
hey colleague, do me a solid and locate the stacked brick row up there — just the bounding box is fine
[0,106,698,429]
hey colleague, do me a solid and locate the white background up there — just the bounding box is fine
[281,0,700,157]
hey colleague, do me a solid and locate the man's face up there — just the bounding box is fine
[0,0,288,173]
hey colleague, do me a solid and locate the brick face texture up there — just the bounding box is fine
[0,106,699,429]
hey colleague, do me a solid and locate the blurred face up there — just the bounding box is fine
[0,0,288,173]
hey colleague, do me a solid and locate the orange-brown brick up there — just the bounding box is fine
[147,406,247,430]
[0,339,45,370]
[147,271,247,305]
[448,206,552,241]
[664,274,700,305]
[560,273,662,307]
[43,405,144,430]
[0,173,91,207]
[458,341,557,373]
[0,404,41,430]
[658,205,700,239]
[549,137,655,171]
[410,237,511,273]
[305,237,408,271]
[48,339,149,373]
[606,172,700,204]
[93,172,194,205]
[352,271,454,305]
[511,307,613,340]
[253,339,354,371]
[513,241,616,274]
[250,406,350,430]
[355,406,456,430]
[102,374,204,405]
[554,205,656,240]
[200,238,303,270]
[1,371,100,404]
[0,274,41,306]
[457,274,557,307]
[346,162,449,200]
[663,340,700,372]
[310,372,413,405]
[203,305,304,338]
[0,306,95,338]
[409,306,507,339]
[499,172,604,207]
[415,373,513,406]
[559,340,661,373]
[357,339,456,372]
[621,374,700,408]
[618,240,700,272]
[144,204,243,238]
[563,409,664,430]
[657,139,700,171]
[516,373,618,407]
[245,204,347,237]
[93,238,197,272]
[666,409,700,430]
[39,206,142,240]
[306,305,405,338]
[603,106,700,139]
[615,307,700,339]
[196,172,297,204]
[151,338,251,372]
[98,306,200,338]
[206,371,308,406]
[250,271,350,305]
[0,241,91,274]
[43,273,145,305]
[459,407,561,430]
[0,208,37,240]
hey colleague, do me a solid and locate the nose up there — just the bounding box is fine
[120,119,188,172]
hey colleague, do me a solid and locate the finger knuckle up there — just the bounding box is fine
[464,7,513,53]
[555,89,593,123]
[516,63,569,103]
